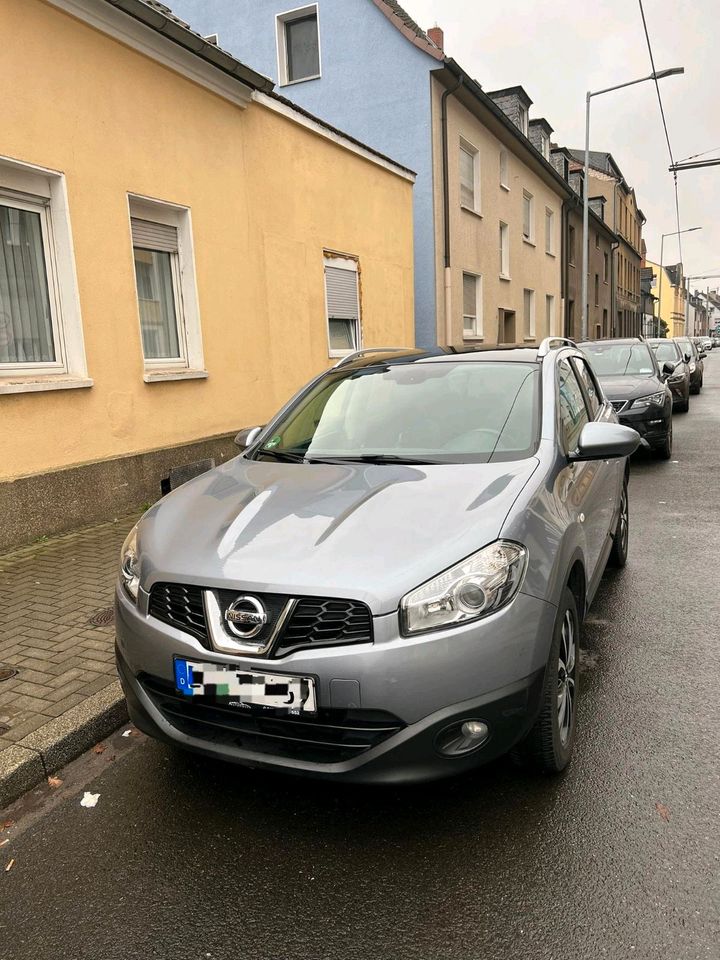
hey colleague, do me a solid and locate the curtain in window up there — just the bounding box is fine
[325,264,358,351]
[0,202,55,364]
[460,148,475,208]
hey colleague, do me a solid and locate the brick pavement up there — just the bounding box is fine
[0,515,139,750]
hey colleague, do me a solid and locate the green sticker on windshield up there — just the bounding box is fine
[266,435,282,449]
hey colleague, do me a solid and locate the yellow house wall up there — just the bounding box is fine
[431,80,563,346]
[0,0,414,480]
[646,259,687,337]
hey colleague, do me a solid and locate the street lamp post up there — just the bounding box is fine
[581,67,684,342]
[656,226,702,337]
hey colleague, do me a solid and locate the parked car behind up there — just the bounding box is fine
[115,341,639,784]
[581,338,673,459]
[701,338,713,352]
[675,337,704,394]
[648,339,691,412]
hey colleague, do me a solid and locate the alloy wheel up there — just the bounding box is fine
[557,610,576,746]
[618,486,629,554]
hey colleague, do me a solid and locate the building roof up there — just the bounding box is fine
[529,118,553,136]
[370,0,444,59]
[486,86,534,108]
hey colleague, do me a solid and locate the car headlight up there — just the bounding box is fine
[400,541,527,636]
[689,361,696,373]
[669,373,685,384]
[120,524,140,602]
[631,391,666,409]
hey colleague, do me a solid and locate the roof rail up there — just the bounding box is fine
[537,336,578,358]
[332,347,412,368]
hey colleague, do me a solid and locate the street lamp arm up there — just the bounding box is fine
[589,67,683,99]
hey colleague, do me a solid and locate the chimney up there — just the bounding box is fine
[427,25,444,51]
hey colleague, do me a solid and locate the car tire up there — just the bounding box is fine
[653,420,673,460]
[514,586,579,774]
[608,479,629,568]
[678,392,690,413]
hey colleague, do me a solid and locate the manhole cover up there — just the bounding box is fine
[0,668,18,682]
[88,607,114,628]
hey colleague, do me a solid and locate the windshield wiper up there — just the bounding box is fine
[255,448,305,463]
[305,454,444,466]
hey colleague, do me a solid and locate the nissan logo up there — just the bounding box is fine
[225,596,267,639]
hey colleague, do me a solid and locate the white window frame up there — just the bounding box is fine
[324,253,361,359]
[0,155,89,394]
[462,271,483,340]
[540,132,550,160]
[546,294,555,336]
[522,190,535,244]
[459,137,481,215]
[276,4,321,87]
[523,288,536,340]
[518,105,529,136]
[499,221,510,280]
[127,195,205,382]
[545,207,555,256]
[499,149,509,190]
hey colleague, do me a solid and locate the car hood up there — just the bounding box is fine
[598,374,664,401]
[138,456,539,614]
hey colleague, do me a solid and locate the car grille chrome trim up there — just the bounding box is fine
[147,583,373,655]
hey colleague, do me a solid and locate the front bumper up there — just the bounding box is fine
[618,406,671,446]
[115,584,556,783]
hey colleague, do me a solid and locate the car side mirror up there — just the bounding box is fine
[684,352,692,364]
[234,425,264,449]
[699,351,707,359]
[569,422,640,462]
[661,360,676,378]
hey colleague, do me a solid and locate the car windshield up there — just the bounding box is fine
[651,341,680,363]
[676,339,693,355]
[580,342,655,376]
[252,361,540,464]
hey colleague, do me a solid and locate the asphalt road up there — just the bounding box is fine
[2,356,719,960]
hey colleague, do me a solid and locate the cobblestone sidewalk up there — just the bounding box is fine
[0,515,139,749]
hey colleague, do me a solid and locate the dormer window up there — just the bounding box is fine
[518,105,528,136]
[540,132,550,160]
[277,5,321,85]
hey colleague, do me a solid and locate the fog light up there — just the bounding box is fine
[435,719,490,757]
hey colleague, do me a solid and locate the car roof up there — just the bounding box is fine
[337,346,541,372]
[581,338,645,346]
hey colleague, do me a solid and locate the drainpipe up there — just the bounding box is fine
[441,72,464,347]
[561,200,569,337]
[610,239,619,336]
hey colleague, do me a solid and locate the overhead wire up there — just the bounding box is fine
[637,0,684,266]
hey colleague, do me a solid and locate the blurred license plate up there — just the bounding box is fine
[174,658,316,715]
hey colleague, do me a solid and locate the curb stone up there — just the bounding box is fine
[0,682,127,810]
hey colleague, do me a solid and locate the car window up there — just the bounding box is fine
[580,342,655,376]
[571,357,601,418]
[254,361,541,464]
[676,339,694,358]
[651,341,680,363]
[557,359,589,453]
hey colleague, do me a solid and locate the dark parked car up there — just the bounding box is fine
[648,339,691,412]
[675,337,704,394]
[581,338,673,459]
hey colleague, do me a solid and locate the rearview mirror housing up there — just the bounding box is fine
[234,425,264,449]
[569,422,640,462]
[698,351,707,360]
[662,360,676,377]
[683,352,692,364]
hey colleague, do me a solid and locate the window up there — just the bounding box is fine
[459,139,480,212]
[462,272,482,338]
[324,254,360,356]
[595,231,600,249]
[545,294,555,335]
[0,156,87,392]
[277,5,320,85]
[499,222,510,278]
[603,251,609,283]
[602,308,608,334]
[499,150,509,189]
[545,208,554,255]
[522,190,534,242]
[572,357,601,418]
[540,132,550,160]
[558,359,589,453]
[523,288,535,339]
[568,225,576,266]
[129,196,204,379]
[594,274,599,306]
[518,105,528,136]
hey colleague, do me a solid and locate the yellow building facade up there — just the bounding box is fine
[645,260,687,338]
[0,0,415,547]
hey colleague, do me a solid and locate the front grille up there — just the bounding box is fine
[148,584,373,655]
[140,674,403,764]
[148,583,208,644]
[274,598,372,655]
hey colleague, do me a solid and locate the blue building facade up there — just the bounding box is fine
[169,0,442,347]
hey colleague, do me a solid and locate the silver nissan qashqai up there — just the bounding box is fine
[115,339,639,784]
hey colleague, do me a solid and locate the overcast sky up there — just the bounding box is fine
[405,0,719,287]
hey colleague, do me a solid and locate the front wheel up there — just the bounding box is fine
[653,420,673,460]
[514,587,579,774]
[608,480,629,568]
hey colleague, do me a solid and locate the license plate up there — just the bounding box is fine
[173,658,317,715]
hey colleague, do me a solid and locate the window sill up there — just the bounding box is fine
[279,74,322,87]
[463,336,484,342]
[143,369,208,383]
[523,337,537,342]
[0,375,93,395]
[460,205,483,220]
[522,237,536,247]
[545,251,556,258]
[500,183,510,192]
[499,274,511,282]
